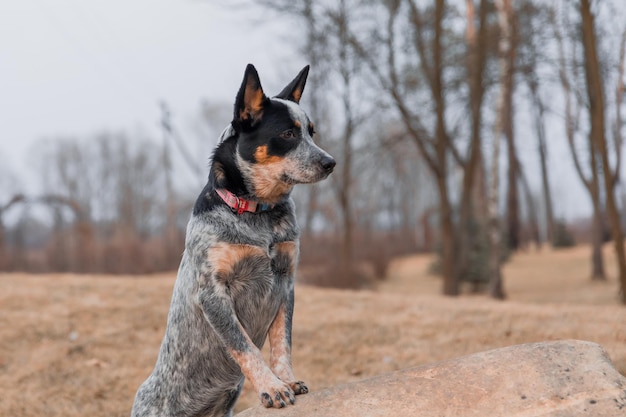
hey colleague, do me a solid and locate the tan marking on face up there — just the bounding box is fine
[268,305,295,381]
[237,153,296,204]
[208,243,266,275]
[309,122,314,133]
[293,120,301,129]
[250,164,294,203]
[255,145,284,164]
[275,241,298,275]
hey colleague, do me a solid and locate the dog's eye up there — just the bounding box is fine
[280,129,296,139]
[308,124,316,136]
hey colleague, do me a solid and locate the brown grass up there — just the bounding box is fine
[1,244,625,416]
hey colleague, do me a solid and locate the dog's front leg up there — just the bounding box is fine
[268,285,309,396]
[268,241,308,396]
[197,284,296,409]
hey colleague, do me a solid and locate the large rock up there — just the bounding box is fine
[236,340,626,417]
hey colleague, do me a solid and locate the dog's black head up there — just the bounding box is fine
[210,64,335,205]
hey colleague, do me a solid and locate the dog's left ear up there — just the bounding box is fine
[276,65,310,104]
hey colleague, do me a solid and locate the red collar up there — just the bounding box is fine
[215,189,273,215]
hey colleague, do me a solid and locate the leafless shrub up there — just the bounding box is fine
[298,228,418,289]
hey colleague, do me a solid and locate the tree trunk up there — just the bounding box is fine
[580,0,626,302]
[579,0,606,281]
[457,0,489,287]
[527,76,555,245]
[437,174,459,296]
[302,0,321,236]
[518,165,541,249]
[502,2,519,252]
[554,12,606,281]
[337,0,355,279]
[488,0,512,300]
[0,195,23,269]
[432,0,459,295]
[505,130,520,250]
[590,192,606,280]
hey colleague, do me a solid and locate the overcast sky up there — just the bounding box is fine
[0,0,303,191]
[0,0,606,220]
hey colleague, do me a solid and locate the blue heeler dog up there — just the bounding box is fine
[131,64,335,417]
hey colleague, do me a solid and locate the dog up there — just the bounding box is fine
[131,64,335,417]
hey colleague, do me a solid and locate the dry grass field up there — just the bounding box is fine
[1,244,625,416]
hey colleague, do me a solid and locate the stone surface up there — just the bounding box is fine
[236,340,626,417]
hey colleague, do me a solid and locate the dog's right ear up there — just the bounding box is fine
[233,64,268,130]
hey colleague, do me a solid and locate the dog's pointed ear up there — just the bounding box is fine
[233,64,268,127]
[276,65,309,104]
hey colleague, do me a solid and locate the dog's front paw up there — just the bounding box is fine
[289,380,308,395]
[259,379,295,408]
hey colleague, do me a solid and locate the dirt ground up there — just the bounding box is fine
[1,244,625,416]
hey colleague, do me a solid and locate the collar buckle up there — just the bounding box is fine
[236,198,248,215]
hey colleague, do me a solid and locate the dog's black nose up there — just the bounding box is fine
[320,156,336,173]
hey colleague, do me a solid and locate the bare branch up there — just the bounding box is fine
[407,0,435,91]
[553,7,592,191]
[338,7,441,175]
[160,102,204,179]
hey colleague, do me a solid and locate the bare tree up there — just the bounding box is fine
[32,133,172,273]
[324,0,359,279]
[381,0,497,294]
[554,5,606,280]
[361,0,462,294]
[517,1,555,245]
[458,0,490,287]
[579,0,626,303]
[160,103,181,267]
[300,0,327,235]
[487,0,514,300]
[526,76,554,245]
[254,0,383,285]
[499,0,520,252]
[313,0,499,294]
[0,194,25,269]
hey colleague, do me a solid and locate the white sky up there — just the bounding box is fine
[0,0,302,191]
[0,0,605,220]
